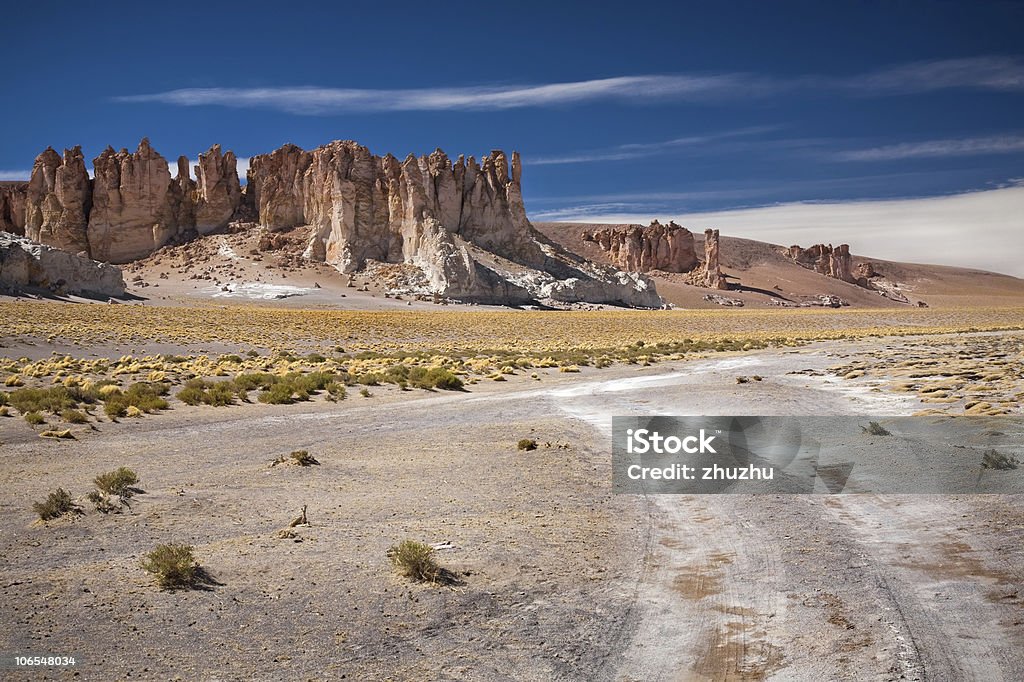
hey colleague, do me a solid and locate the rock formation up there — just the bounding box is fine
[88,138,192,263]
[785,243,855,283]
[24,146,91,255]
[11,137,662,307]
[193,144,241,234]
[586,220,699,273]
[247,140,658,306]
[0,182,27,235]
[703,229,728,289]
[0,232,125,297]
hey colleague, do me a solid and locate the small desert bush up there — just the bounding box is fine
[94,467,139,498]
[24,411,46,425]
[105,382,170,419]
[61,409,89,424]
[274,450,319,466]
[33,488,78,520]
[517,438,538,451]
[982,449,1020,471]
[388,540,443,583]
[86,490,121,513]
[359,387,372,398]
[141,543,199,589]
[861,421,891,436]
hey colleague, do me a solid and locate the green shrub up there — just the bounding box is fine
[258,383,299,404]
[359,387,372,398]
[33,488,78,520]
[94,467,139,497]
[388,540,443,583]
[141,544,199,589]
[61,409,89,424]
[24,411,46,425]
[517,438,538,451]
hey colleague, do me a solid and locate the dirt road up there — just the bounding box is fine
[1,337,1022,680]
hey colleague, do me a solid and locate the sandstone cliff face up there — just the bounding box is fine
[24,147,91,254]
[0,232,124,297]
[703,229,728,290]
[247,140,657,306]
[0,182,27,235]
[194,144,241,234]
[13,137,661,307]
[586,220,699,273]
[785,243,855,283]
[88,139,190,263]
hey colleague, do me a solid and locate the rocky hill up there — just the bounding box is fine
[538,221,1024,309]
[6,139,659,308]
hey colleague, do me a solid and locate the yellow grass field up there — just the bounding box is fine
[3,301,1023,354]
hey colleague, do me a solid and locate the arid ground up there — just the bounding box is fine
[2,302,1023,680]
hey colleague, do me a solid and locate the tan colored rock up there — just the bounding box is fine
[588,220,698,273]
[87,139,187,263]
[194,144,241,233]
[0,182,27,235]
[0,232,125,297]
[786,243,855,283]
[246,139,658,306]
[703,229,728,289]
[247,143,312,231]
[24,146,91,254]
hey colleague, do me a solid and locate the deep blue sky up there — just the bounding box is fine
[3,0,1023,221]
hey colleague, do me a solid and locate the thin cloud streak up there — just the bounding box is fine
[529,126,779,165]
[0,170,31,181]
[839,135,1024,161]
[114,56,1024,115]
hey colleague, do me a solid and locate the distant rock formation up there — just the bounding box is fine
[9,138,661,307]
[0,182,27,235]
[703,229,728,290]
[585,220,698,273]
[0,232,124,297]
[785,243,856,283]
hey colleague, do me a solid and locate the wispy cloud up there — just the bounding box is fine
[0,170,31,181]
[838,134,1024,161]
[114,74,767,115]
[114,56,1024,115]
[529,126,779,165]
[846,56,1024,95]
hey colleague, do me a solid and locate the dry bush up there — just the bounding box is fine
[33,488,79,520]
[141,543,199,589]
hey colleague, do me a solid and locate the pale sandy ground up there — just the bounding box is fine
[1,336,1023,680]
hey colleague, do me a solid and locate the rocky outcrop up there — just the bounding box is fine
[585,220,699,273]
[248,140,658,306]
[703,229,728,290]
[785,243,856,283]
[0,182,27,235]
[88,138,191,263]
[0,232,125,297]
[12,137,661,307]
[194,144,241,234]
[24,147,91,255]
[247,144,311,231]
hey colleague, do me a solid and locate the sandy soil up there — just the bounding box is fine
[2,334,1023,680]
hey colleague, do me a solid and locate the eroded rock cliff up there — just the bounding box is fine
[785,243,855,283]
[585,220,699,273]
[0,232,125,297]
[703,229,728,290]
[25,146,91,255]
[0,182,27,235]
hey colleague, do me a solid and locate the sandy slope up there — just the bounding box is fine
[2,335,1022,679]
